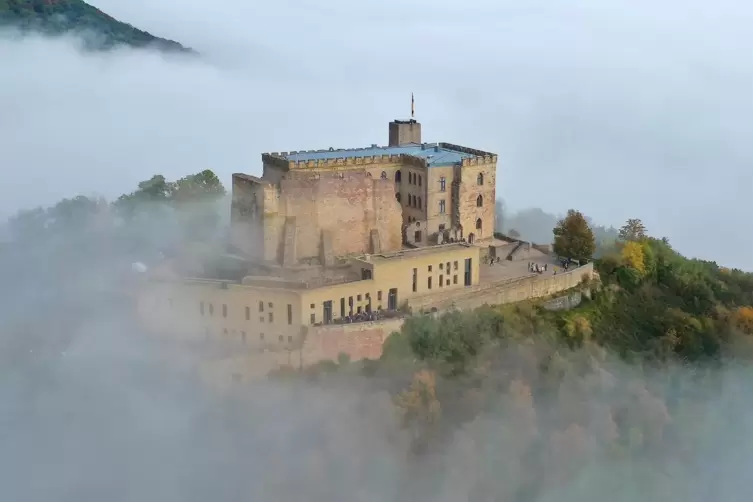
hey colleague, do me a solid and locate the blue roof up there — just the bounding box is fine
[283,143,474,167]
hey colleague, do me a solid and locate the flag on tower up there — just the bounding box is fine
[411,93,415,119]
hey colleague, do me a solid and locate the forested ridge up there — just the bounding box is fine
[0,0,192,52]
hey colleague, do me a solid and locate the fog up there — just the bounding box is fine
[2,0,753,267]
[3,1,753,500]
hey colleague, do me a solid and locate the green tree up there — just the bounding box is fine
[552,209,595,262]
[619,218,647,242]
[170,169,226,204]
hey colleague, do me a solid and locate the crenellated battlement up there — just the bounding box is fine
[264,152,427,171]
[439,142,497,166]
[460,154,497,167]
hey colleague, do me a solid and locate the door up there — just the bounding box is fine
[464,258,472,286]
[388,288,398,310]
[323,301,333,324]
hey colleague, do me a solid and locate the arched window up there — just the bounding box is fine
[395,170,402,182]
[477,173,484,185]
[381,171,387,179]
[366,172,372,177]
[395,192,401,203]
[417,196,422,209]
[418,175,422,187]
[476,195,483,207]
[476,218,483,230]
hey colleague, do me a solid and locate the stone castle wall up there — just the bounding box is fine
[199,264,593,389]
[230,171,403,264]
[277,172,403,260]
[406,262,594,312]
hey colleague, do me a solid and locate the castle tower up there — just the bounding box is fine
[388,119,422,146]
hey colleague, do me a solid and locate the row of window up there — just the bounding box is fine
[197,301,294,325]
[206,327,294,345]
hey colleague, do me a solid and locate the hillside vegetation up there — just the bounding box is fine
[274,215,753,499]
[0,0,192,52]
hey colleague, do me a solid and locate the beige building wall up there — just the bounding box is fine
[138,244,481,346]
[137,279,305,348]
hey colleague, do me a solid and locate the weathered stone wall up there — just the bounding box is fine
[541,291,583,311]
[198,317,406,390]
[275,172,403,261]
[230,174,267,259]
[407,262,594,312]
[301,317,405,363]
[455,157,496,242]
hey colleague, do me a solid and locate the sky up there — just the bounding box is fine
[1,0,752,267]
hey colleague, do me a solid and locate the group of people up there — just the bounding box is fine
[529,262,549,274]
[332,308,399,325]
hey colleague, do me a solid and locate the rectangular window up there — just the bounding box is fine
[428,276,433,289]
[453,275,458,284]
[428,265,432,272]
[245,306,250,321]
[287,304,293,325]
[323,301,333,324]
[439,275,444,287]
[454,261,458,270]
[357,294,362,301]
[268,312,274,323]
[268,302,273,308]
[260,316,265,323]
[310,303,315,309]
[340,297,346,317]
[447,278,451,286]
[222,304,227,318]
[439,200,446,214]
[439,263,444,270]
[465,258,473,286]
[377,291,382,301]
[310,313,316,324]
[208,304,214,316]
[288,335,293,343]
[412,268,417,292]
[440,177,446,192]
[260,333,265,341]
[200,302,205,316]
[258,301,264,313]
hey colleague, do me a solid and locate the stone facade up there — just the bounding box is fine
[230,119,498,264]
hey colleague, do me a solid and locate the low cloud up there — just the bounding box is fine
[1,0,752,264]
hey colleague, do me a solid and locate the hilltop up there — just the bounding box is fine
[0,0,193,53]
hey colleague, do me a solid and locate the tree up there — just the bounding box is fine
[619,218,647,242]
[621,241,647,276]
[170,169,226,204]
[552,209,595,262]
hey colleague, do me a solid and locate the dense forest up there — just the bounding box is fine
[5,172,753,500]
[0,0,192,52]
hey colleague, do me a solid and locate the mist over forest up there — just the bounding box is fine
[4,0,753,500]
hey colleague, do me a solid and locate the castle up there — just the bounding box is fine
[137,116,592,386]
[230,118,497,266]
